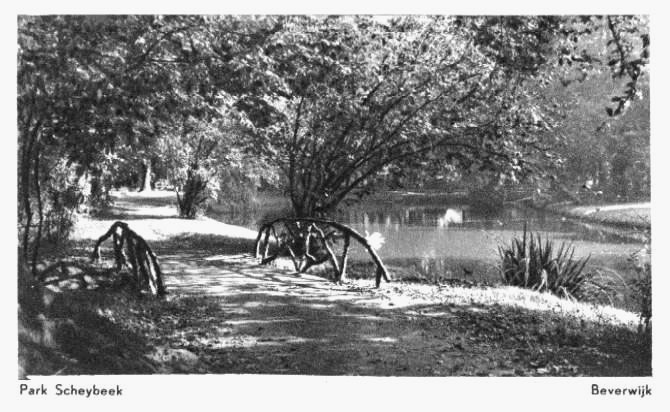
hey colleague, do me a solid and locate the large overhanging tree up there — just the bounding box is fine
[243,15,648,217]
[17,15,281,269]
[18,16,145,273]
[244,16,563,217]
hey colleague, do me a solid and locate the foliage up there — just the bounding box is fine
[40,159,83,243]
[17,15,650,269]
[239,15,650,216]
[525,16,650,202]
[541,71,650,202]
[215,162,270,212]
[244,16,563,216]
[17,16,173,269]
[498,224,596,301]
[156,115,260,218]
[176,168,216,219]
[629,243,651,334]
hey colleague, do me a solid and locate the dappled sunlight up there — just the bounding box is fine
[362,336,398,343]
[333,313,392,322]
[27,244,649,375]
[436,285,640,329]
[159,250,639,332]
[241,300,286,308]
[203,254,251,262]
[303,303,338,310]
[207,335,327,348]
[223,318,305,326]
[410,310,458,318]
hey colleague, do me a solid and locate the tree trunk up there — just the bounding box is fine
[139,159,152,192]
[31,143,43,277]
[20,135,33,264]
[20,121,43,274]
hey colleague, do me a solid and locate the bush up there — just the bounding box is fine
[498,224,595,301]
[176,168,218,219]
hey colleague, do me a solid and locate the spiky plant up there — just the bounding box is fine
[498,223,593,301]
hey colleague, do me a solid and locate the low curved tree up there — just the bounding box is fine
[241,15,648,217]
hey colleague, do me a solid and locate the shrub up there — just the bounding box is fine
[176,168,218,219]
[40,159,84,243]
[498,224,594,301]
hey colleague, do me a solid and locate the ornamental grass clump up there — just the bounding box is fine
[498,224,593,301]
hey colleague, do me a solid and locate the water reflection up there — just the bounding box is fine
[208,197,643,279]
[438,208,463,227]
[333,202,641,244]
[338,206,472,228]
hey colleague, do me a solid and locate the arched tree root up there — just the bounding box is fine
[255,217,390,287]
[90,221,166,297]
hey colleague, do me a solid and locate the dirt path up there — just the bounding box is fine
[70,191,650,376]
[145,250,645,376]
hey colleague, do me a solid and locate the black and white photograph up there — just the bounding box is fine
[9,2,667,409]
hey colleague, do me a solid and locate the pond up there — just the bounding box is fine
[208,193,646,307]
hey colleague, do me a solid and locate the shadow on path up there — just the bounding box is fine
[151,242,650,377]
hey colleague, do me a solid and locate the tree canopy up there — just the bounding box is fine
[17,15,649,269]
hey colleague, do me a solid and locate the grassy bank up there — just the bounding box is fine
[542,201,651,230]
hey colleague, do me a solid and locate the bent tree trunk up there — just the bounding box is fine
[255,217,390,287]
[19,120,44,276]
[90,221,166,297]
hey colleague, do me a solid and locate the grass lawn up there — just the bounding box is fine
[554,202,651,229]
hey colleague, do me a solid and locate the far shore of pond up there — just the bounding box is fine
[540,201,650,230]
[355,190,651,231]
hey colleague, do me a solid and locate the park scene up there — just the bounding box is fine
[18,15,651,377]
